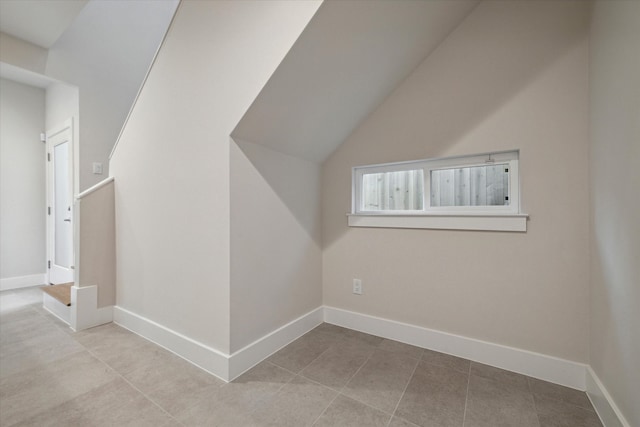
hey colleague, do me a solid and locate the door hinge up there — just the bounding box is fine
[47,153,50,161]
[48,206,51,215]
[48,260,51,269]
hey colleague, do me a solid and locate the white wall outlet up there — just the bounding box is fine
[92,162,103,174]
[353,279,362,295]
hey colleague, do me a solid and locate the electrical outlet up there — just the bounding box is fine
[353,279,362,295]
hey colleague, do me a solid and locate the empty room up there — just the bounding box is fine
[0,0,637,426]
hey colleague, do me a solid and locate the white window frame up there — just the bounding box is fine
[349,150,527,232]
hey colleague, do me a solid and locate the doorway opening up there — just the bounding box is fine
[46,118,75,285]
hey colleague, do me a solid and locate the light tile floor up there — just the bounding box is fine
[0,286,603,426]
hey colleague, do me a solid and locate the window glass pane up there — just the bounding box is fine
[430,164,509,207]
[362,169,424,211]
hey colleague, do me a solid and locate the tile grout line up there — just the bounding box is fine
[292,329,432,424]
[277,362,401,422]
[296,329,372,391]
[309,330,383,425]
[77,325,324,425]
[76,337,188,427]
[278,330,337,377]
[338,347,374,392]
[243,361,298,418]
[528,377,543,427]
[315,343,403,423]
[305,331,361,425]
[310,390,342,426]
[114,370,189,427]
[323,349,379,421]
[461,365,472,427]
[385,356,421,427]
[1,300,185,427]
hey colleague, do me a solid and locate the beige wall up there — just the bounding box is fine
[323,0,590,362]
[230,139,322,352]
[78,180,115,308]
[589,1,640,425]
[0,32,48,75]
[110,0,321,352]
[0,78,46,280]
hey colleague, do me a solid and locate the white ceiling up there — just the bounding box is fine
[0,0,88,48]
[233,0,479,164]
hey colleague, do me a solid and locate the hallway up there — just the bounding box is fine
[1,287,601,426]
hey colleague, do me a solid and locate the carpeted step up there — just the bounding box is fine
[42,283,73,306]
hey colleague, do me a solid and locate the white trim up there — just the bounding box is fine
[46,118,75,285]
[353,150,519,172]
[228,307,323,380]
[104,305,616,403]
[113,306,230,382]
[0,274,46,291]
[348,213,528,232]
[353,150,520,217]
[76,176,114,200]
[111,305,323,382]
[324,306,586,390]
[43,292,71,324]
[70,285,113,331]
[45,118,73,142]
[586,366,630,427]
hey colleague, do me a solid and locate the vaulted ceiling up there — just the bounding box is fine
[232,0,479,163]
[0,0,88,48]
[2,0,480,167]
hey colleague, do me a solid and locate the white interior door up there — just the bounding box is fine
[47,119,74,284]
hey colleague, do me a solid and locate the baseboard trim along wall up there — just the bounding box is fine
[0,273,46,291]
[113,306,230,381]
[586,366,630,427]
[324,306,587,391]
[228,307,324,380]
[113,305,324,382]
[110,304,628,426]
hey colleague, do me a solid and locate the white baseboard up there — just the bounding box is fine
[43,292,71,324]
[228,307,324,380]
[71,285,113,331]
[112,305,324,382]
[1,274,46,291]
[104,304,631,426]
[113,306,230,381]
[324,306,587,391]
[586,366,630,427]
[107,304,632,426]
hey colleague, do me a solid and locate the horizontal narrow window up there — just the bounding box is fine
[352,150,521,217]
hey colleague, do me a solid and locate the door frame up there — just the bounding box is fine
[46,118,75,285]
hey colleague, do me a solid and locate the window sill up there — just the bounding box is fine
[347,213,528,232]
